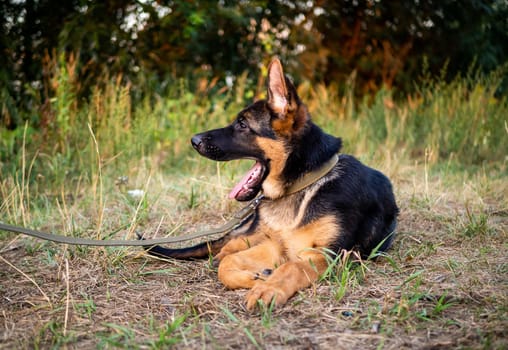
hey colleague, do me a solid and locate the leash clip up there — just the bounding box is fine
[233,194,264,221]
[251,194,265,209]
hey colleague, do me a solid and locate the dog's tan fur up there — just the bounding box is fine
[217,213,339,309]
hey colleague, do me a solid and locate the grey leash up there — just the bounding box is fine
[0,196,263,247]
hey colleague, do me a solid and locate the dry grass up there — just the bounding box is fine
[1,160,507,349]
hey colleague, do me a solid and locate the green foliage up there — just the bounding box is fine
[75,294,96,319]
[1,0,507,128]
[431,293,456,317]
[34,320,76,349]
[307,64,508,166]
[320,249,366,302]
[96,317,188,349]
[460,206,493,238]
[410,64,508,165]
[256,297,277,329]
[97,323,137,349]
[147,314,188,349]
[387,270,458,325]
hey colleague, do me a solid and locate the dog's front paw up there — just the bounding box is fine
[245,282,289,310]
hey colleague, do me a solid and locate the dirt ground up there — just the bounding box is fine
[1,168,507,349]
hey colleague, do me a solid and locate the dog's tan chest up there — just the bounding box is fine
[256,177,341,260]
[258,174,329,231]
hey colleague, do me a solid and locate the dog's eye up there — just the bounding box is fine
[236,119,248,130]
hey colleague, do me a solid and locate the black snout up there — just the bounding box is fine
[191,133,224,159]
[191,127,251,161]
[191,134,203,150]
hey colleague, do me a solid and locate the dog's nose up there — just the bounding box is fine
[191,135,202,149]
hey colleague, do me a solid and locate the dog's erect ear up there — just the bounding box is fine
[267,58,300,114]
[267,58,289,115]
[266,58,307,137]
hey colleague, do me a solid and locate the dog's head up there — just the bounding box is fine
[191,58,339,201]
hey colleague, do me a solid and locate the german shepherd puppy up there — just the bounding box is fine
[147,58,399,310]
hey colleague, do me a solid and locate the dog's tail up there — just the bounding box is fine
[142,234,230,260]
[141,213,258,260]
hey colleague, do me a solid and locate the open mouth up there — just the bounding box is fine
[228,161,267,201]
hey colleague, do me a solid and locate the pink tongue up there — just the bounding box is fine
[228,161,262,199]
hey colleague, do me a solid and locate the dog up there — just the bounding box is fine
[146,58,399,310]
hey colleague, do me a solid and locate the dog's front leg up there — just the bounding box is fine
[217,240,284,289]
[245,251,328,310]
